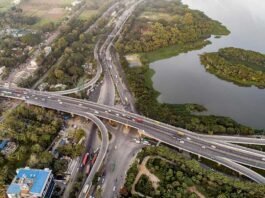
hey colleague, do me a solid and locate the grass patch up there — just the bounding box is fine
[140,40,210,63]
[79,10,98,20]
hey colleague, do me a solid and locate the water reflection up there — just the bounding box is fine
[150,0,265,128]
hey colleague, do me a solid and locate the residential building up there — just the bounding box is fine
[6,167,55,198]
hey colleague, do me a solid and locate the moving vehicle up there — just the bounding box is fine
[94,110,99,114]
[135,118,143,123]
[83,184,90,194]
[82,152,89,167]
[176,131,185,136]
[211,145,216,149]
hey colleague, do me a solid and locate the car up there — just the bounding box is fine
[108,110,112,113]
[211,145,216,149]
[94,110,99,114]
[135,118,143,123]
[262,158,265,161]
[179,140,184,144]
[105,110,108,113]
[78,103,83,106]
[116,113,119,117]
[202,146,206,149]
[34,97,38,100]
[41,98,45,101]
[59,102,63,105]
[113,186,116,192]
[186,137,191,141]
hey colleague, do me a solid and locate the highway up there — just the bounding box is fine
[23,97,109,198]
[1,1,265,196]
[1,87,265,184]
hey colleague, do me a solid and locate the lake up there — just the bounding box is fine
[150,0,265,129]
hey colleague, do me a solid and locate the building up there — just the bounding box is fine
[6,167,55,198]
[0,139,8,151]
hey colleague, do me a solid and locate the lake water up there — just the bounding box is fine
[150,0,265,129]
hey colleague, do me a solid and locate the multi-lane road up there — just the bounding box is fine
[1,87,265,185]
[1,1,265,197]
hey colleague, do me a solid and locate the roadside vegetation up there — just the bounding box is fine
[122,146,265,198]
[200,47,265,88]
[117,0,255,135]
[0,105,62,197]
[0,32,42,79]
[19,0,115,90]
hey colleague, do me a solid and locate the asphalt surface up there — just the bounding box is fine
[101,125,144,198]
[1,87,265,184]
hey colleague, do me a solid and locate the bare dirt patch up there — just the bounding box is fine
[19,0,72,24]
[188,186,205,198]
[125,54,142,67]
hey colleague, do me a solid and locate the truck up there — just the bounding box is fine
[176,131,185,137]
[82,152,89,167]
[83,184,90,194]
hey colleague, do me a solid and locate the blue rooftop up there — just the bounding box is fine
[7,168,51,195]
[7,183,21,195]
[0,140,8,150]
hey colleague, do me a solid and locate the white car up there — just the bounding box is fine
[179,140,184,144]
[186,137,191,141]
[262,158,265,161]
[59,101,63,105]
[202,145,206,149]
[94,110,99,114]
[211,145,216,149]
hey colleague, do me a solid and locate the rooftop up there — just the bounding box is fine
[0,139,8,150]
[7,168,52,195]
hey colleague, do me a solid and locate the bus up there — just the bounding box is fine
[82,152,89,167]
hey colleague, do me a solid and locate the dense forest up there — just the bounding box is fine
[122,146,265,198]
[0,105,62,196]
[116,0,229,53]
[200,47,265,88]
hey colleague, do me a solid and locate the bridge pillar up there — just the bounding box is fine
[138,129,145,137]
